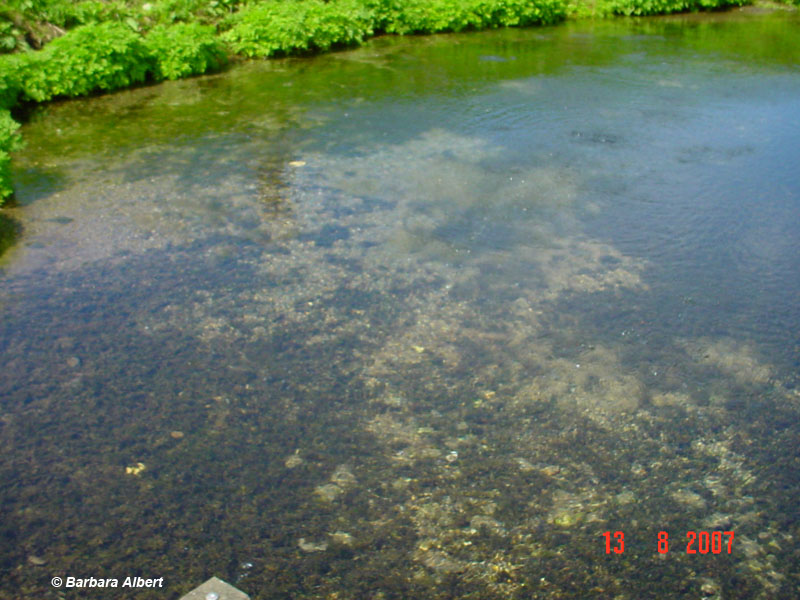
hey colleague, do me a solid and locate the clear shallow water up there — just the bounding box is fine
[2,9,800,599]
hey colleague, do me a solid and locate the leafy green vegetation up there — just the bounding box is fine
[372,0,565,34]
[0,54,23,109]
[222,0,374,57]
[20,22,152,102]
[603,0,747,16]
[145,22,227,79]
[0,109,22,202]
[0,0,242,53]
[137,0,243,27]
[0,16,230,202]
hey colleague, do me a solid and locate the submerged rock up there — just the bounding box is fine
[418,549,465,574]
[469,515,506,535]
[329,531,354,546]
[125,462,146,476]
[549,509,584,528]
[285,454,303,468]
[298,538,327,552]
[314,483,343,502]
[670,488,707,511]
[330,464,356,487]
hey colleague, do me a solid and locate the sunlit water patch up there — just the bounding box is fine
[1,9,800,600]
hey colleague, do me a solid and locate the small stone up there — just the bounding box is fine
[285,454,303,469]
[66,356,80,368]
[516,458,535,472]
[550,509,583,527]
[314,483,343,502]
[392,477,412,490]
[420,550,464,574]
[670,489,706,510]
[330,465,356,486]
[615,491,636,505]
[469,515,504,533]
[170,431,184,439]
[298,538,327,552]
[288,161,306,167]
[125,462,146,476]
[702,512,732,530]
[700,579,719,597]
[329,531,354,546]
[418,447,441,459]
[27,555,46,566]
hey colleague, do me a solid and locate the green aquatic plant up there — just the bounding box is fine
[0,53,24,109]
[0,212,18,253]
[0,109,22,203]
[144,22,227,80]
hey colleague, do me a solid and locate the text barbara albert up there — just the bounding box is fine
[63,576,164,588]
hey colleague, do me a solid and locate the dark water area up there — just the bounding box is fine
[2,8,800,599]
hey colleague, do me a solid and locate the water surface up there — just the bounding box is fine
[2,9,800,599]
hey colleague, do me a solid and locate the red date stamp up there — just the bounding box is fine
[602,531,734,554]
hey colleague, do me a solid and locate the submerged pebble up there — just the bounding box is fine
[329,531,354,546]
[670,489,707,510]
[285,454,304,468]
[330,464,356,486]
[541,464,561,477]
[125,462,146,476]
[314,483,343,502]
[298,538,328,552]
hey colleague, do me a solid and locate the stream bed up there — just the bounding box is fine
[1,8,800,599]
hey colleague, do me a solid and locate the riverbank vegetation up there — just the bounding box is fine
[0,0,792,204]
[0,109,21,202]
